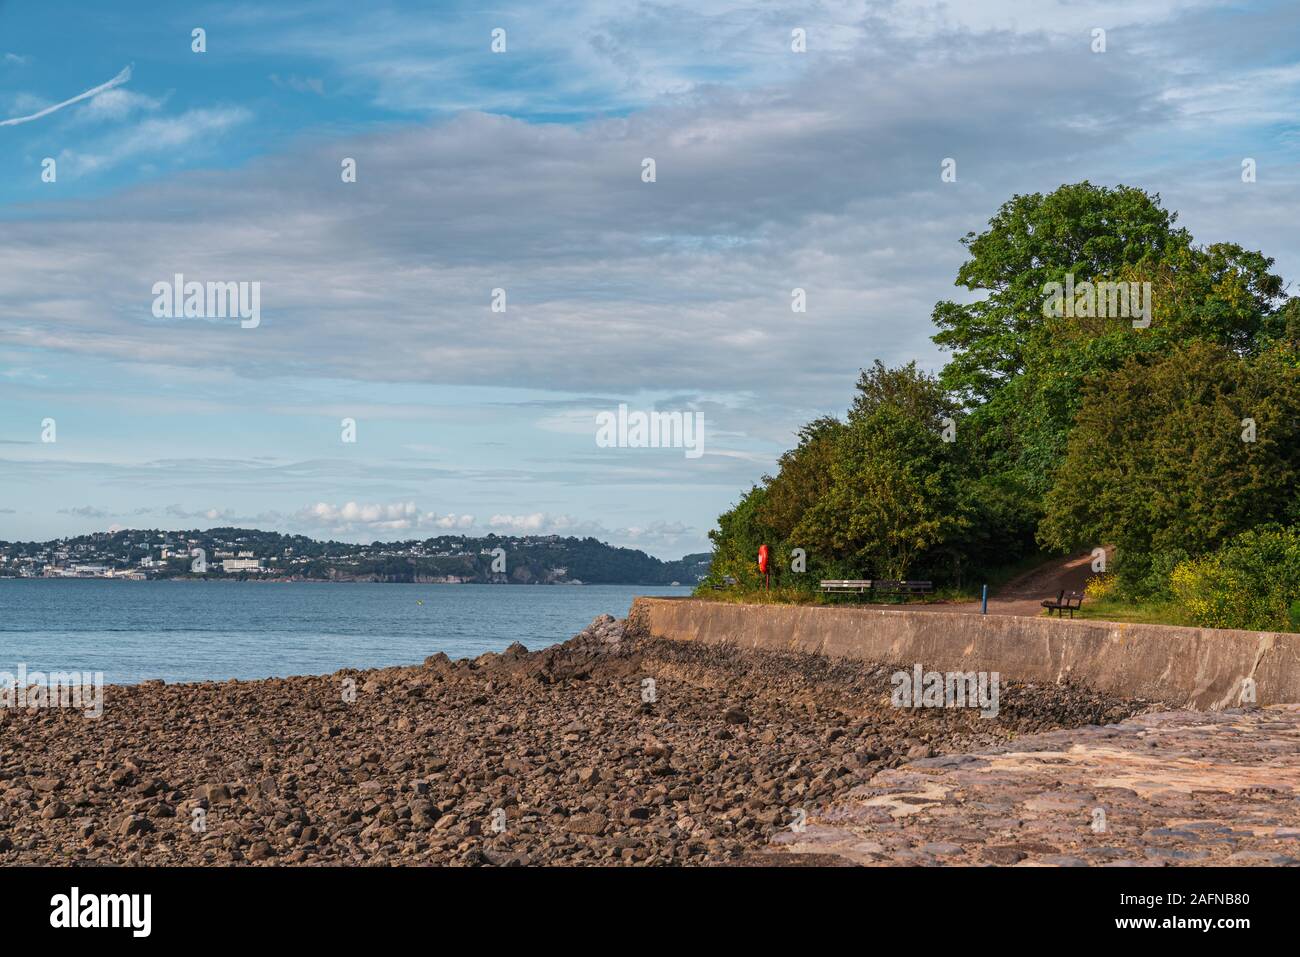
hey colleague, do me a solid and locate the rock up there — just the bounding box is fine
[41,801,70,820]
[982,846,1028,865]
[921,842,963,856]
[117,816,153,837]
[0,612,1186,868]
[644,737,672,759]
[196,783,232,804]
[566,813,608,835]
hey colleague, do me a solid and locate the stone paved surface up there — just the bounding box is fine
[770,705,1300,866]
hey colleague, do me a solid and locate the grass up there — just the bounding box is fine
[700,587,1205,629]
[695,585,829,606]
[1073,596,1195,627]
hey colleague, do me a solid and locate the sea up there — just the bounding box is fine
[0,580,691,685]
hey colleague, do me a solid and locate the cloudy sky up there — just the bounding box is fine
[1,0,1297,556]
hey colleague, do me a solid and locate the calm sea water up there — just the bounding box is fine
[0,580,690,685]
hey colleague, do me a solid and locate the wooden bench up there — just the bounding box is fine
[820,579,875,594]
[873,580,933,595]
[1041,590,1085,618]
[819,579,933,596]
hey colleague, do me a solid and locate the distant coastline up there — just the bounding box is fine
[0,526,710,586]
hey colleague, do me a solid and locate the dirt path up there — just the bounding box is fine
[849,549,1106,618]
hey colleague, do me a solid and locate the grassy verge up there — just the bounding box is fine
[693,586,827,606]
[1073,597,1195,627]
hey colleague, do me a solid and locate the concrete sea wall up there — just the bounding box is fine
[626,597,1300,709]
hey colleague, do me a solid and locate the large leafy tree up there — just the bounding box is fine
[932,182,1187,404]
[932,182,1287,511]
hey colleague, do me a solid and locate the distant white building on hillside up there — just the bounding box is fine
[221,558,262,573]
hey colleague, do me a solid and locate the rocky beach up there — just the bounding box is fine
[0,614,1161,866]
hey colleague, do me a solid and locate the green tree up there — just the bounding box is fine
[932,182,1187,404]
[932,182,1287,513]
[756,416,845,541]
[1040,342,1300,595]
[793,364,963,581]
[706,484,777,589]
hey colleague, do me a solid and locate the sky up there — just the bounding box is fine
[1,0,1298,557]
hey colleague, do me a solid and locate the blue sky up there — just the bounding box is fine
[2,0,1299,556]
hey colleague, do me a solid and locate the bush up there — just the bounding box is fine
[1084,573,1117,601]
[1170,526,1300,631]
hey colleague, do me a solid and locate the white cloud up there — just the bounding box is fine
[434,513,475,529]
[293,501,473,534]
[73,87,163,123]
[56,106,252,176]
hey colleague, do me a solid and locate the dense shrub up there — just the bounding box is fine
[1170,526,1300,631]
[1084,573,1117,601]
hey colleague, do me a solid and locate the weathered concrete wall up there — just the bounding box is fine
[626,597,1300,709]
